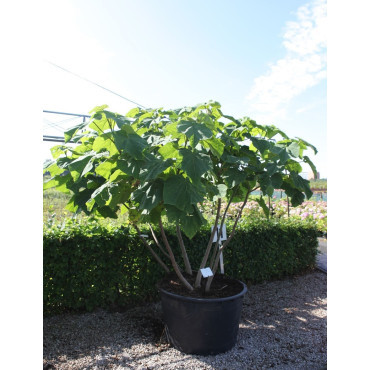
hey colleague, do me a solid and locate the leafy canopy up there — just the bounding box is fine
[44,101,317,238]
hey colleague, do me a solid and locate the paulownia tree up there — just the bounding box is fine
[43,101,317,292]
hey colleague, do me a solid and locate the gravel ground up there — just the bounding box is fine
[44,270,327,369]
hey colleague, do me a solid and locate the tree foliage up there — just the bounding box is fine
[44,101,317,292]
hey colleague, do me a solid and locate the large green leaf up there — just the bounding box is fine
[139,158,174,182]
[270,173,283,189]
[179,149,212,182]
[258,173,274,197]
[222,167,247,188]
[43,173,72,194]
[179,205,207,239]
[92,134,119,155]
[112,131,148,159]
[132,180,164,212]
[95,160,116,180]
[90,182,117,207]
[256,196,270,219]
[177,119,213,147]
[303,155,317,178]
[202,137,224,158]
[165,204,206,239]
[67,153,95,181]
[290,172,313,199]
[64,121,89,143]
[251,137,271,155]
[158,142,180,159]
[107,182,131,209]
[116,158,145,178]
[163,175,204,212]
[287,142,300,158]
[296,137,318,155]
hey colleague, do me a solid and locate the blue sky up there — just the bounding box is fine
[43,0,327,177]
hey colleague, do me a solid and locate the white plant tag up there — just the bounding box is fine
[212,224,227,242]
[200,267,213,278]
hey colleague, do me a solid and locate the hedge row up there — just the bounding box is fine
[43,218,319,315]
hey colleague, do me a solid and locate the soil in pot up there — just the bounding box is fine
[158,272,244,298]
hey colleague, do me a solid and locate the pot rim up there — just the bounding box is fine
[158,279,247,304]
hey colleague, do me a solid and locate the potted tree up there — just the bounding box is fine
[44,101,317,355]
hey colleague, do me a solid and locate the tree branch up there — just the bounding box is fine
[176,224,192,275]
[208,186,239,268]
[132,224,170,273]
[205,189,251,292]
[149,224,170,259]
[195,198,221,288]
[158,218,194,291]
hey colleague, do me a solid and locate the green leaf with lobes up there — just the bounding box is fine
[165,204,206,239]
[287,142,300,158]
[179,149,212,182]
[222,167,247,188]
[256,196,270,219]
[64,121,89,143]
[177,119,213,147]
[112,130,148,159]
[132,180,164,212]
[163,175,204,213]
[139,158,174,182]
[251,137,271,155]
[116,158,145,178]
[67,153,95,181]
[202,137,224,158]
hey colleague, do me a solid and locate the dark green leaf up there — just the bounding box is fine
[222,167,246,188]
[163,175,204,212]
[270,173,283,189]
[251,137,271,154]
[112,131,148,159]
[179,149,212,182]
[256,196,270,219]
[139,158,174,181]
[177,119,213,147]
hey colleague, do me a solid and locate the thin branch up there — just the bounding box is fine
[149,224,170,259]
[132,224,170,273]
[176,224,192,275]
[158,218,194,291]
[208,187,239,268]
[195,198,221,288]
[205,190,251,292]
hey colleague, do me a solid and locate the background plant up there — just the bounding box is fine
[44,101,317,292]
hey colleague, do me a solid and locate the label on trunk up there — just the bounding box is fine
[200,267,213,278]
[212,224,227,242]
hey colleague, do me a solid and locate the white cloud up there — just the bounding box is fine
[246,0,326,123]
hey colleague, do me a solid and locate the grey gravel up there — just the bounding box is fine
[44,270,327,369]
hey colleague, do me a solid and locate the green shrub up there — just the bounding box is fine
[44,218,319,315]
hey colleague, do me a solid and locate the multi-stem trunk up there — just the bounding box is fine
[158,218,194,291]
[205,189,252,292]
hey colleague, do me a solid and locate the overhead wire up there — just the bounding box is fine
[46,61,147,109]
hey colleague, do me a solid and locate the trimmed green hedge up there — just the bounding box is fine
[43,218,319,315]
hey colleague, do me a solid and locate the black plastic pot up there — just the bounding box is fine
[158,279,247,355]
